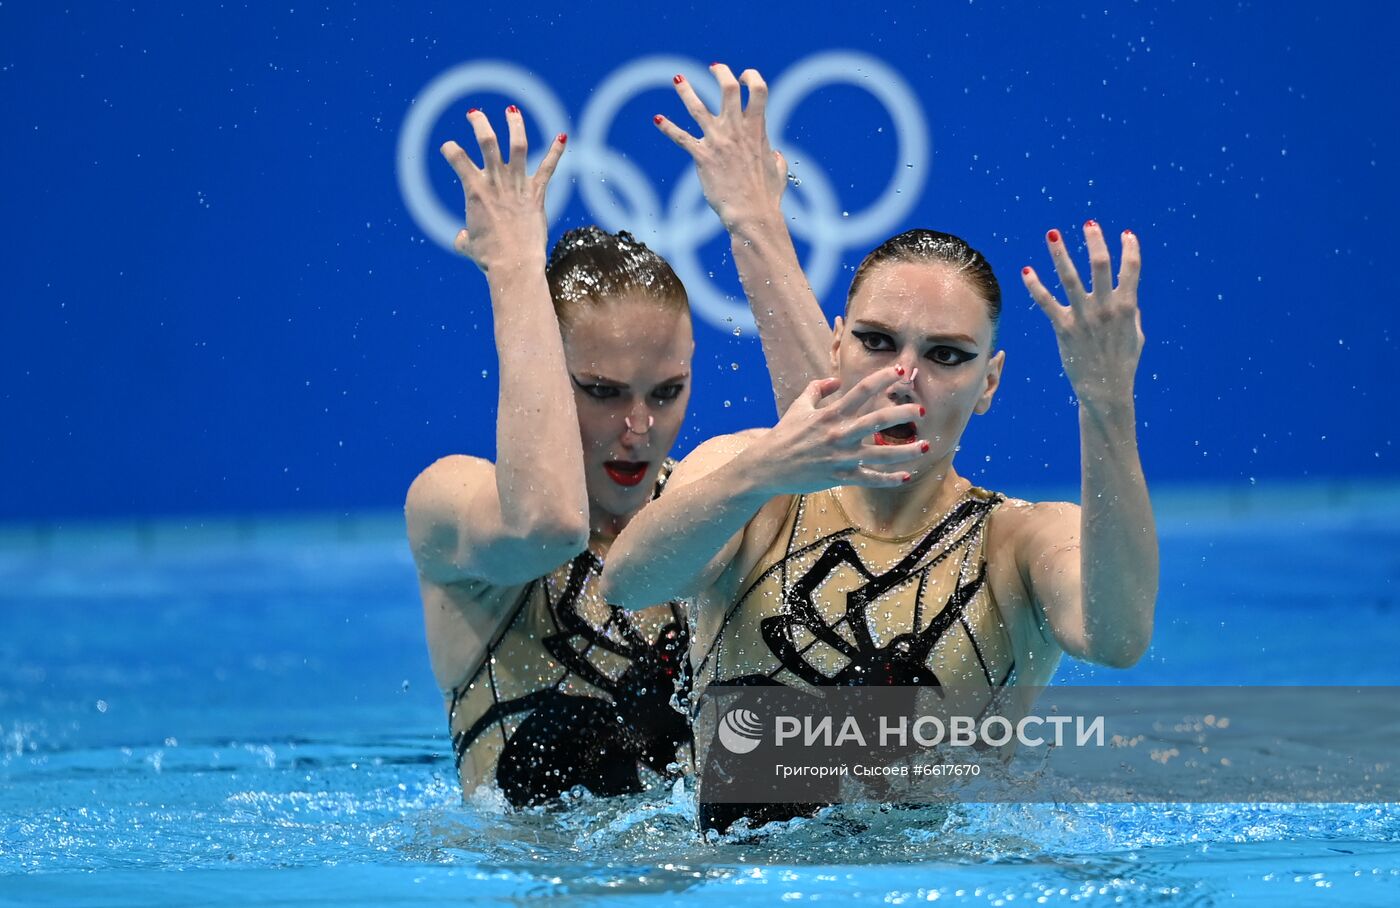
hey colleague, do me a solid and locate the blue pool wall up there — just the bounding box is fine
[4,1,1396,521]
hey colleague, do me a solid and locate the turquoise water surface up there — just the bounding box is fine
[3,484,1399,906]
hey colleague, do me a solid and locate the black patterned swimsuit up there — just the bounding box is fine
[446,461,691,807]
[694,485,1017,832]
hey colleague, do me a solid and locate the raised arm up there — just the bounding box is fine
[602,367,925,609]
[405,109,588,587]
[654,63,832,416]
[1016,222,1158,668]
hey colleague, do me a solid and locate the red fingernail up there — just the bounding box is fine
[919,406,926,417]
[1047,229,1061,243]
[920,441,930,453]
[557,133,568,144]
[1022,266,1031,276]
[895,365,905,376]
[674,74,685,84]
[506,104,519,114]
[467,107,479,114]
[902,474,912,483]
[1123,228,1134,236]
[710,61,720,68]
[653,114,664,124]
[1084,219,1098,230]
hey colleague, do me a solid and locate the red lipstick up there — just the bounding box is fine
[604,461,650,487]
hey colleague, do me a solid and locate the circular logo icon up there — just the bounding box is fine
[399,52,929,334]
[717,707,764,754]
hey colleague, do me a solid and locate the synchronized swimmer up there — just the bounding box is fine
[407,63,1158,832]
[404,65,833,807]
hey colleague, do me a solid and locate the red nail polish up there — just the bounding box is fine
[902,474,912,484]
[467,107,479,114]
[673,74,685,84]
[1022,266,1031,276]
[557,133,568,144]
[1123,228,1134,236]
[919,406,926,417]
[507,104,520,114]
[895,365,905,376]
[1084,219,1098,230]
[653,114,664,124]
[710,61,720,68]
[1047,229,1061,243]
[920,441,930,453]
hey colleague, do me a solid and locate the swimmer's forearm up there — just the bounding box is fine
[486,260,588,535]
[602,455,775,609]
[1077,398,1158,667]
[726,206,834,416]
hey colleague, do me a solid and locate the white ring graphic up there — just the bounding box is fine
[398,52,930,334]
[766,51,930,247]
[396,61,572,244]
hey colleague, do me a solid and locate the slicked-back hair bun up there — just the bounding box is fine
[546,226,689,328]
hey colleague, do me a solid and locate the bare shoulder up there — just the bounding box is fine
[984,496,1078,680]
[987,496,1080,561]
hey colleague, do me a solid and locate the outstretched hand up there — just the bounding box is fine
[439,106,567,273]
[653,63,788,229]
[1022,222,1144,409]
[742,366,929,496]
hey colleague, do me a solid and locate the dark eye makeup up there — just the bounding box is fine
[571,376,620,399]
[851,330,895,352]
[926,346,977,366]
[850,330,977,367]
[572,376,687,402]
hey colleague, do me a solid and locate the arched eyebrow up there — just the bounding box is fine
[572,372,691,388]
[851,318,979,348]
[572,373,622,387]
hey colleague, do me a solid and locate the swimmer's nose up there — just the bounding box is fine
[620,405,654,449]
[887,364,919,404]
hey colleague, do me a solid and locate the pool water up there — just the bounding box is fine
[3,485,1399,906]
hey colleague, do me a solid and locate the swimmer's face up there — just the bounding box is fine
[562,296,694,522]
[833,260,1004,469]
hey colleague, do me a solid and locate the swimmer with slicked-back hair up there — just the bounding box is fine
[603,68,1159,834]
[404,74,858,808]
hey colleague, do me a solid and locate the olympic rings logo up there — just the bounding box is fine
[397,52,930,334]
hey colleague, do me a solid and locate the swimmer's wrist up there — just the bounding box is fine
[481,251,548,285]
[721,202,787,239]
[728,438,785,500]
[1075,393,1137,430]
